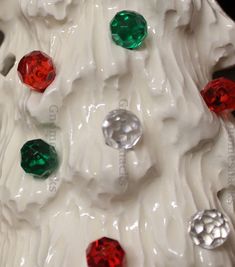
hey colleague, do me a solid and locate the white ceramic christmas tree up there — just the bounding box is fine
[0,0,235,266]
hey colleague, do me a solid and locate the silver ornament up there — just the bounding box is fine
[102,109,143,149]
[188,209,230,249]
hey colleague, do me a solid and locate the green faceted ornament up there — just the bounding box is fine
[21,139,59,179]
[110,10,148,49]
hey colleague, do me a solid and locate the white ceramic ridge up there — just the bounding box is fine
[0,0,235,266]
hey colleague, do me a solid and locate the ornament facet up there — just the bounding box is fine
[201,77,235,114]
[21,139,59,179]
[110,10,148,49]
[102,109,143,149]
[17,51,56,92]
[86,237,126,267]
[188,209,230,249]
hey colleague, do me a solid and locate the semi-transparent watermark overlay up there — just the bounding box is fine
[227,122,235,204]
[46,105,60,193]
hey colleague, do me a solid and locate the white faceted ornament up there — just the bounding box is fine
[188,209,230,250]
[102,109,143,149]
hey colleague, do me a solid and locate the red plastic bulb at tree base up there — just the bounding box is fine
[17,51,56,93]
[86,237,126,267]
[200,77,235,114]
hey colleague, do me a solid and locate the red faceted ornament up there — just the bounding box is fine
[201,77,235,114]
[17,51,56,93]
[86,237,126,267]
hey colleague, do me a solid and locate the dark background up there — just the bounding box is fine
[217,0,235,21]
[213,0,235,80]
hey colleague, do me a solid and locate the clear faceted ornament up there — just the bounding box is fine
[102,109,143,149]
[188,209,230,250]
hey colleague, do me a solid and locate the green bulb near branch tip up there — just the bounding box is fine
[21,139,59,179]
[110,10,148,50]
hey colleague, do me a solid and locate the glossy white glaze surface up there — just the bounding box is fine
[0,0,235,266]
